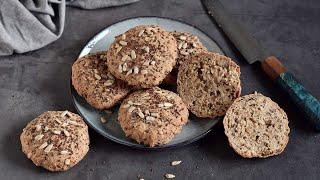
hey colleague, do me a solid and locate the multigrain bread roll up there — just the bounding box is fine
[177,52,241,118]
[223,93,290,158]
[107,25,177,88]
[118,87,189,147]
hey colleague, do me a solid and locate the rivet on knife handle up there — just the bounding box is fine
[261,56,320,130]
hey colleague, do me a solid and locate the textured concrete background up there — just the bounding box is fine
[0,0,319,179]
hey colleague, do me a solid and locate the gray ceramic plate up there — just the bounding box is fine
[71,17,224,149]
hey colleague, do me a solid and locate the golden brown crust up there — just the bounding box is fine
[223,93,290,158]
[72,52,130,110]
[177,52,241,118]
[20,111,89,171]
[118,87,189,147]
[106,25,177,89]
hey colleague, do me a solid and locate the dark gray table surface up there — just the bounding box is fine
[0,0,319,179]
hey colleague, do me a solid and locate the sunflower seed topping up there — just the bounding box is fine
[105,79,115,86]
[44,144,53,153]
[131,50,137,59]
[192,42,197,48]
[68,120,78,126]
[119,41,127,46]
[44,126,49,132]
[61,110,68,117]
[182,42,188,49]
[118,64,123,73]
[128,101,133,105]
[63,129,70,137]
[145,116,155,121]
[35,124,42,131]
[122,63,128,71]
[128,106,136,113]
[60,150,69,155]
[39,142,48,149]
[180,50,189,56]
[164,102,173,107]
[121,34,126,40]
[53,130,61,135]
[144,110,150,115]
[55,119,62,124]
[126,69,133,76]
[133,66,139,74]
[144,46,150,53]
[34,134,44,141]
[178,42,183,49]
[123,104,131,109]
[65,159,71,165]
[137,108,145,118]
[121,54,129,61]
[138,30,145,36]
[150,112,159,117]
[62,122,68,127]
[150,61,156,65]
[179,35,187,40]
[143,60,150,66]
[94,74,101,80]
[116,46,122,54]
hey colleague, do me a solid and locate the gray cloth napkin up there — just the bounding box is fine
[0,0,139,56]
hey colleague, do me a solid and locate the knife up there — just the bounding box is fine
[202,0,320,131]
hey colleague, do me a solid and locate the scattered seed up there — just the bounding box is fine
[188,49,194,53]
[145,27,152,34]
[165,173,175,179]
[131,50,136,59]
[137,108,145,118]
[128,101,133,105]
[150,61,156,65]
[144,110,150,115]
[35,124,42,131]
[121,34,126,40]
[128,106,136,113]
[119,41,127,46]
[100,117,107,123]
[158,103,164,108]
[138,30,145,36]
[94,74,101,80]
[115,43,120,48]
[143,60,150,66]
[61,110,68,117]
[126,69,133,76]
[182,42,188,49]
[44,126,49,132]
[94,69,98,74]
[133,66,139,74]
[105,79,115,86]
[65,159,71,165]
[146,116,155,121]
[178,42,183,49]
[141,70,148,74]
[118,64,123,73]
[27,152,32,158]
[62,129,70,137]
[60,150,69,155]
[133,102,142,106]
[39,142,48,149]
[55,119,62,124]
[34,134,44,141]
[179,35,187,40]
[122,104,131,109]
[53,130,61,135]
[171,160,182,166]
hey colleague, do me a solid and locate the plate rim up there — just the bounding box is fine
[71,16,224,150]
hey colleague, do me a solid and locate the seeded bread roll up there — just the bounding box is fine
[163,32,207,85]
[177,52,241,118]
[20,111,89,171]
[72,52,130,110]
[223,93,290,158]
[106,25,177,88]
[118,87,189,147]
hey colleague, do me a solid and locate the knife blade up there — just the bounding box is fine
[202,0,267,64]
[202,0,320,131]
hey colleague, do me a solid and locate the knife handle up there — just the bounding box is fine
[261,56,320,131]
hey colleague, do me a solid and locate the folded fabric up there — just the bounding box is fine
[0,0,139,56]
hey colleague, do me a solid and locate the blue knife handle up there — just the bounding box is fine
[261,56,320,131]
[276,72,320,130]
